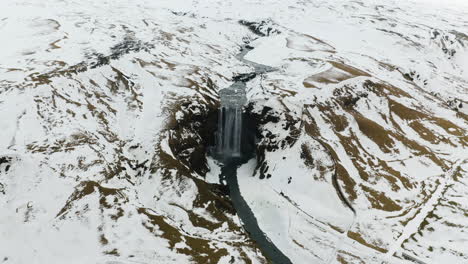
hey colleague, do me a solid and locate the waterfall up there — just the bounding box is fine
[217,106,242,157]
[217,83,247,159]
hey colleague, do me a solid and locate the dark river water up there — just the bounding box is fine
[217,42,292,264]
[221,161,292,264]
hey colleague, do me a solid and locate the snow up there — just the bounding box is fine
[0,0,467,263]
[385,159,466,259]
[205,157,222,184]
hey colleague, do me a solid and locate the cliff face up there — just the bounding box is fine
[0,0,467,263]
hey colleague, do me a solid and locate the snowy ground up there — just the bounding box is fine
[234,0,468,262]
[0,0,467,263]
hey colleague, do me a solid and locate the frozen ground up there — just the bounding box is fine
[0,0,467,263]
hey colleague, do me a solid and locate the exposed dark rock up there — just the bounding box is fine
[56,180,126,218]
[431,30,441,39]
[403,71,415,81]
[239,19,281,37]
[209,183,230,196]
[442,47,456,57]
[300,143,314,168]
[166,98,219,176]
[334,84,369,109]
[171,11,188,16]
[87,36,155,69]
[245,103,300,179]
[22,36,155,88]
[232,72,257,82]
[0,157,13,177]
[0,156,11,166]
[400,70,428,85]
[447,98,465,111]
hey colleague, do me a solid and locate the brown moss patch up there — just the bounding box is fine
[303,81,317,88]
[336,250,366,264]
[303,110,358,201]
[335,164,358,201]
[361,184,402,212]
[390,100,466,146]
[138,208,232,263]
[347,231,388,253]
[408,121,455,146]
[376,159,413,190]
[363,80,411,98]
[303,61,369,87]
[353,113,395,153]
[335,133,371,182]
[432,117,466,139]
[138,208,183,248]
[56,181,126,218]
[329,61,370,77]
[390,100,426,121]
[104,248,120,256]
[322,112,349,132]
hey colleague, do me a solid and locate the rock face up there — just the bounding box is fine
[0,0,467,264]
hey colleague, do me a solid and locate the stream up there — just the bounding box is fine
[217,43,293,264]
[221,162,292,264]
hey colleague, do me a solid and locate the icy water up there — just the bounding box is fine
[216,44,291,264]
[221,161,292,264]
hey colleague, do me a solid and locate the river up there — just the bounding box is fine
[217,42,292,264]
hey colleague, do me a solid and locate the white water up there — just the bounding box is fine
[217,105,243,157]
[216,44,275,160]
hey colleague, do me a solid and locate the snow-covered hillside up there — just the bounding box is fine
[0,0,467,263]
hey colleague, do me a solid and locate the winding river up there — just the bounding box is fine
[217,43,292,264]
[218,40,356,264]
[221,162,292,264]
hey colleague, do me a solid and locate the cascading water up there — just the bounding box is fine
[215,45,274,161]
[216,82,247,159]
[212,43,291,264]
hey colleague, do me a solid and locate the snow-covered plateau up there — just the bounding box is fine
[0,0,467,263]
